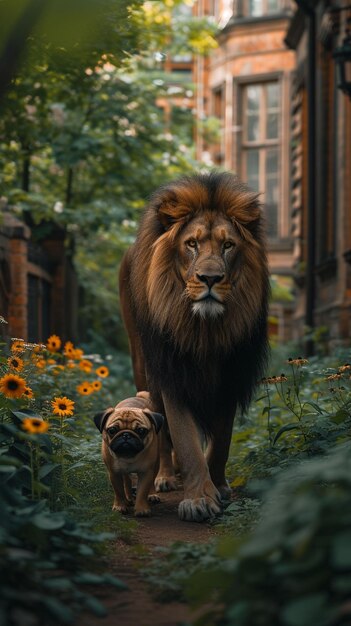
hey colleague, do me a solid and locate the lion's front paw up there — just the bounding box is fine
[155,475,178,492]
[134,506,152,517]
[148,493,161,504]
[178,496,222,522]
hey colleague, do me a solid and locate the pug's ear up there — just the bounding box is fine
[94,408,114,432]
[143,409,165,434]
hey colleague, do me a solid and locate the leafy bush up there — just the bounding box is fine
[188,441,351,626]
[142,353,351,625]
[0,333,133,624]
[227,354,351,488]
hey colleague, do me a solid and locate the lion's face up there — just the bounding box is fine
[177,214,238,319]
[140,172,268,348]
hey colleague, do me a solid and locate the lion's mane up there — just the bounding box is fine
[127,171,270,433]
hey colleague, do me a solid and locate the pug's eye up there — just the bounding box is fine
[136,427,149,438]
[107,426,118,436]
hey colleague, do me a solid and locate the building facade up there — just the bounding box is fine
[286,1,351,349]
[194,0,296,341]
[0,210,78,344]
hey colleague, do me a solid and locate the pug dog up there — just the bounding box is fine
[94,391,164,517]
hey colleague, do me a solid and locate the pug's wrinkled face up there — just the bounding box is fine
[104,409,152,458]
[94,405,164,459]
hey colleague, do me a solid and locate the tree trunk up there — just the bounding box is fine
[0,0,47,100]
[22,150,31,192]
[66,167,74,205]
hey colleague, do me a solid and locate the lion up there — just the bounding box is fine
[119,171,269,522]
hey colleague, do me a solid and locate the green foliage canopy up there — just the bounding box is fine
[0,0,219,347]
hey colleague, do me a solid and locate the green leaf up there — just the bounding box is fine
[10,409,42,421]
[78,544,94,556]
[331,531,351,568]
[101,574,127,589]
[43,578,73,591]
[31,513,66,530]
[74,572,108,585]
[64,461,88,473]
[38,463,60,479]
[0,454,21,467]
[303,401,325,415]
[282,593,330,626]
[331,409,349,424]
[0,465,17,473]
[83,596,107,617]
[273,424,302,446]
[42,597,74,624]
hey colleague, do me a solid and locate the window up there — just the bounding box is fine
[246,0,281,16]
[242,82,280,239]
[208,0,220,19]
[212,85,225,165]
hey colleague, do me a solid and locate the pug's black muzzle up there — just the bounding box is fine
[110,431,144,458]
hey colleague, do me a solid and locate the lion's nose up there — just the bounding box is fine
[196,273,224,289]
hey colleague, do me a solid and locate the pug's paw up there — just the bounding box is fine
[112,503,129,514]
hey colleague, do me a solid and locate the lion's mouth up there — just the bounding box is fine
[202,293,223,302]
[192,297,225,319]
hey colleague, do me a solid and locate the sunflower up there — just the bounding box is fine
[22,417,49,434]
[53,365,65,375]
[11,340,25,353]
[64,341,75,357]
[72,348,84,360]
[47,334,62,352]
[47,358,56,365]
[0,374,27,398]
[35,359,46,369]
[51,396,75,417]
[66,360,76,369]
[79,359,93,373]
[95,366,109,378]
[33,345,43,354]
[91,380,102,392]
[7,356,24,371]
[23,386,34,399]
[77,382,93,396]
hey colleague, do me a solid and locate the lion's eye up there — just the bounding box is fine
[223,241,234,250]
[186,239,197,249]
[107,426,119,436]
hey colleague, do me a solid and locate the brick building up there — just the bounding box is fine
[0,209,78,344]
[193,0,296,341]
[286,1,351,349]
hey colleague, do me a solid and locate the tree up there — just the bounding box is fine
[0,0,218,348]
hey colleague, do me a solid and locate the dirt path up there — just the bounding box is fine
[78,488,215,626]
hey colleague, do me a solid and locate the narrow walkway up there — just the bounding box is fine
[78,489,214,626]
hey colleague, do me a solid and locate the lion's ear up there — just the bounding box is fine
[234,205,261,225]
[227,192,261,225]
[156,191,190,230]
[226,193,262,243]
